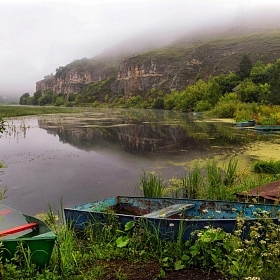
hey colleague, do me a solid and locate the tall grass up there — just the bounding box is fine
[253,159,280,174]
[140,156,241,201]
[140,171,164,197]
[182,164,203,198]
[224,155,239,186]
[0,105,83,118]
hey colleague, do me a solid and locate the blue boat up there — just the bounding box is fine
[64,196,280,242]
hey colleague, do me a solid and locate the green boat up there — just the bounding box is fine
[254,125,280,131]
[0,204,56,267]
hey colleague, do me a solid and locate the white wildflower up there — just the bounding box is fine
[235,249,244,253]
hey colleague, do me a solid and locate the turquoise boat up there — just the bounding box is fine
[254,125,280,131]
[64,196,280,242]
[0,204,56,267]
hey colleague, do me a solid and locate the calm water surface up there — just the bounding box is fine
[0,108,268,215]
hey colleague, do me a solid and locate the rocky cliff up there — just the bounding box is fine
[36,30,280,99]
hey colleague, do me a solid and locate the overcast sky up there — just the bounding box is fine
[1,0,280,98]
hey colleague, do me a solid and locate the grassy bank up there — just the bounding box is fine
[1,158,280,279]
[0,105,84,118]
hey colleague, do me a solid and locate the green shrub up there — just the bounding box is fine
[253,159,280,174]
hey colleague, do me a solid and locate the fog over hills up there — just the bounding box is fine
[1,0,280,99]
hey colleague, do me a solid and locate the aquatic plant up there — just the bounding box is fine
[0,118,5,135]
[224,155,239,186]
[139,171,164,198]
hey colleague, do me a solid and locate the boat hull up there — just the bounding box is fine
[254,125,280,131]
[236,120,255,127]
[64,196,280,242]
[1,213,56,267]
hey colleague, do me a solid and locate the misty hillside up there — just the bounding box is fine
[36,29,280,101]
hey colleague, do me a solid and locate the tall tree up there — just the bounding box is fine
[19,92,30,105]
[237,55,253,80]
[268,59,280,104]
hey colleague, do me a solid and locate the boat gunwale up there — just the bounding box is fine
[64,195,280,222]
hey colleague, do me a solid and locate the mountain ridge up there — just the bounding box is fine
[36,29,280,101]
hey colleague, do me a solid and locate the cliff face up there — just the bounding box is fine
[36,58,116,96]
[36,31,280,99]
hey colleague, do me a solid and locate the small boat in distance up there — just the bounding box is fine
[0,204,56,267]
[254,125,280,131]
[236,120,255,127]
[64,196,280,242]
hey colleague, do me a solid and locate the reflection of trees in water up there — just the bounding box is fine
[38,109,262,154]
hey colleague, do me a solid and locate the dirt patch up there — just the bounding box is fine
[99,260,225,280]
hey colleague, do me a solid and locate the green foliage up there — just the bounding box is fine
[19,92,30,105]
[181,165,202,198]
[253,159,280,174]
[189,227,237,270]
[144,156,240,201]
[250,61,273,84]
[237,54,253,80]
[124,95,144,108]
[213,72,240,94]
[256,105,280,125]
[152,97,165,109]
[234,102,258,122]
[0,105,84,118]
[236,79,260,103]
[209,93,240,118]
[268,58,280,104]
[194,100,211,112]
[224,156,239,187]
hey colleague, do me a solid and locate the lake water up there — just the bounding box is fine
[0,108,272,215]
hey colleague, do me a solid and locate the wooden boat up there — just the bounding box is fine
[254,125,280,131]
[64,196,280,242]
[236,120,255,127]
[0,204,56,267]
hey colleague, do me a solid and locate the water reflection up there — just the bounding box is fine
[38,108,259,154]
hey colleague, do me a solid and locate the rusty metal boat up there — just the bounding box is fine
[64,196,280,242]
[236,180,280,204]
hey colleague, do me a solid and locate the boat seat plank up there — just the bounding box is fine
[143,203,194,218]
[0,222,37,237]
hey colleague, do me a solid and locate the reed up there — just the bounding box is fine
[224,155,239,186]
[182,165,204,198]
[140,171,164,198]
